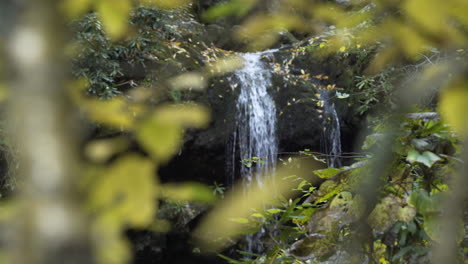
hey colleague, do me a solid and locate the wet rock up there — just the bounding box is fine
[289,233,338,259]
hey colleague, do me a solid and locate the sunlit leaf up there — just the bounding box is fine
[151,104,210,128]
[80,98,145,129]
[85,137,130,163]
[251,213,264,218]
[136,118,182,163]
[311,3,347,24]
[439,80,468,135]
[406,149,441,168]
[202,0,256,21]
[161,182,216,203]
[206,56,244,76]
[88,154,158,227]
[60,0,93,19]
[266,208,283,214]
[93,216,132,264]
[169,72,207,90]
[96,0,132,39]
[234,14,309,50]
[136,104,209,163]
[313,168,342,179]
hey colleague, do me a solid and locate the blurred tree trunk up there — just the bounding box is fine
[6,0,93,263]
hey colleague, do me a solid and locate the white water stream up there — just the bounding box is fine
[228,51,343,257]
[231,51,278,188]
[319,89,342,168]
[228,50,278,254]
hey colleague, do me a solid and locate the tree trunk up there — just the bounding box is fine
[6,1,93,263]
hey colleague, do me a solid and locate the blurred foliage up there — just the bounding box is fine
[68,77,213,263]
[0,0,467,263]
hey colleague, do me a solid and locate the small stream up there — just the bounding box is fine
[319,89,342,168]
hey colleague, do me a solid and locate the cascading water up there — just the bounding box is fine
[319,89,342,168]
[230,51,278,188]
[228,50,278,254]
[227,51,343,257]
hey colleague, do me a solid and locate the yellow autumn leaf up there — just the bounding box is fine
[169,72,207,90]
[136,104,210,163]
[151,104,210,128]
[89,154,158,227]
[137,119,183,163]
[60,0,93,19]
[339,46,346,52]
[96,0,132,39]
[404,0,446,36]
[205,56,243,76]
[68,79,144,129]
[92,216,132,264]
[234,13,308,50]
[388,22,427,57]
[161,182,216,203]
[85,137,130,163]
[438,80,468,135]
[80,98,145,129]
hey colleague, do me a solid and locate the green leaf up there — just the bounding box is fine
[288,215,306,219]
[408,190,442,214]
[251,213,264,218]
[422,214,464,244]
[392,247,412,261]
[296,180,310,191]
[406,149,420,164]
[313,167,342,179]
[411,138,430,150]
[266,208,283,214]
[336,91,350,99]
[406,149,441,168]
[202,0,254,21]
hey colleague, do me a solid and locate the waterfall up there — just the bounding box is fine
[227,50,278,255]
[319,89,342,168]
[230,51,278,188]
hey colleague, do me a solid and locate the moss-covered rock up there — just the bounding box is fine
[367,195,415,235]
